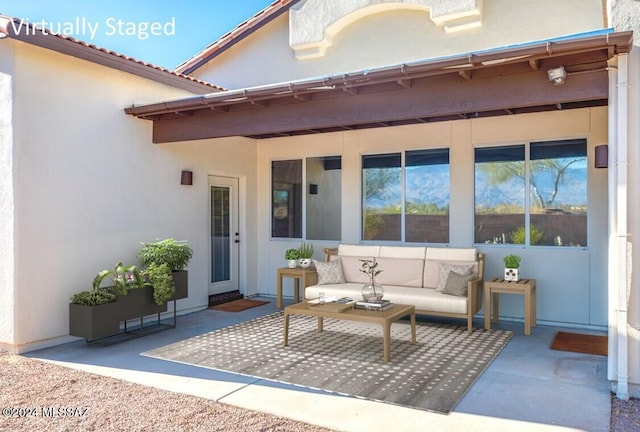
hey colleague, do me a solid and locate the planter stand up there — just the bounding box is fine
[70,273,188,345]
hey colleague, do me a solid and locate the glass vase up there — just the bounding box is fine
[361,283,384,302]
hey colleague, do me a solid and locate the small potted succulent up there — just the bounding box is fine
[503,254,521,282]
[285,248,300,268]
[298,242,314,268]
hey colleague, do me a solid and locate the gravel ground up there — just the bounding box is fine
[0,351,334,432]
[2,350,639,431]
[611,393,640,432]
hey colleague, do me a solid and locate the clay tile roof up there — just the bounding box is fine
[174,0,303,75]
[0,15,224,94]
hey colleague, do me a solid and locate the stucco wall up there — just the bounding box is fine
[260,107,609,328]
[193,0,605,89]
[4,41,258,353]
[0,41,16,346]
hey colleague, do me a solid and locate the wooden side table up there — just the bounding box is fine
[276,267,318,308]
[484,277,537,335]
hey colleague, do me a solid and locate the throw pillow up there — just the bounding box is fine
[313,259,345,285]
[442,270,474,297]
[436,262,474,291]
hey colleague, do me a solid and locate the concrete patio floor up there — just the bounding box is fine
[27,296,611,432]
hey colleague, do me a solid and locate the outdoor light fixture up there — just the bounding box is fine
[180,170,193,185]
[595,145,608,169]
[547,66,567,85]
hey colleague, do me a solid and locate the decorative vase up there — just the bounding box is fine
[287,259,298,269]
[299,258,312,268]
[361,283,384,302]
[504,268,519,282]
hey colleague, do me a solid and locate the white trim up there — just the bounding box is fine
[607,54,630,400]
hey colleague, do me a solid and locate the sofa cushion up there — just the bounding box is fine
[313,258,345,284]
[441,270,474,297]
[379,246,426,259]
[334,255,373,284]
[374,257,424,288]
[338,244,381,257]
[426,247,477,261]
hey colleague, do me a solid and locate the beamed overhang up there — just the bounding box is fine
[125,31,633,143]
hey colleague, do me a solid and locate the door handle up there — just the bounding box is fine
[234,239,240,244]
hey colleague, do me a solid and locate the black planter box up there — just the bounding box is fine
[171,270,189,300]
[69,302,121,340]
[115,285,167,321]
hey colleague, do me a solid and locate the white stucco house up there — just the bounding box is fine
[1,0,638,398]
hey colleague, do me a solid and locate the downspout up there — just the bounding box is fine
[608,54,630,400]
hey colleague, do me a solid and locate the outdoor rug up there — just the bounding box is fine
[142,312,513,413]
[550,331,608,356]
[209,299,270,312]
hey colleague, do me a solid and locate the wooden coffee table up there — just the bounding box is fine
[283,302,416,362]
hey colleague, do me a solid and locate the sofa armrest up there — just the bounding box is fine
[467,277,484,315]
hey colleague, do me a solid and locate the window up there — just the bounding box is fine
[272,157,342,240]
[362,153,402,240]
[306,156,342,241]
[272,160,302,238]
[474,139,587,246]
[405,149,450,243]
[362,149,450,243]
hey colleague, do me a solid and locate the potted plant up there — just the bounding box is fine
[503,254,521,282]
[92,262,162,320]
[298,242,314,268]
[92,262,146,295]
[138,238,193,301]
[359,258,384,302]
[285,248,299,268]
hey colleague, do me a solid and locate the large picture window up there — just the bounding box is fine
[474,139,587,246]
[362,149,450,243]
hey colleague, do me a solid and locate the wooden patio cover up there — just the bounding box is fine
[124,31,633,143]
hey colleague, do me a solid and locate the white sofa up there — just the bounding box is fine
[305,244,485,332]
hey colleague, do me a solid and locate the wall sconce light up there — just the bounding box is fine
[180,170,193,185]
[309,184,318,194]
[547,66,567,85]
[595,145,608,169]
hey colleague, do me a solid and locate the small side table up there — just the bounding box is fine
[484,277,537,335]
[276,267,318,308]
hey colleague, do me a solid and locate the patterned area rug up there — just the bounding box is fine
[142,312,513,413]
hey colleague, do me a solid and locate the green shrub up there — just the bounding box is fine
[145,262,175,306]
[139,238,193,271]
[70,289,116,306]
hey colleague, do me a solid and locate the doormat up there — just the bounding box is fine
[550,331,608,356]
[209,299,270,312]
[142,312,513,414]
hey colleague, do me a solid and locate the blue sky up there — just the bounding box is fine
[0,0,275,69]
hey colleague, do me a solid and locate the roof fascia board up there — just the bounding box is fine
[174,0,304,75]
[0,16,220,94]
[126,30,633,117]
